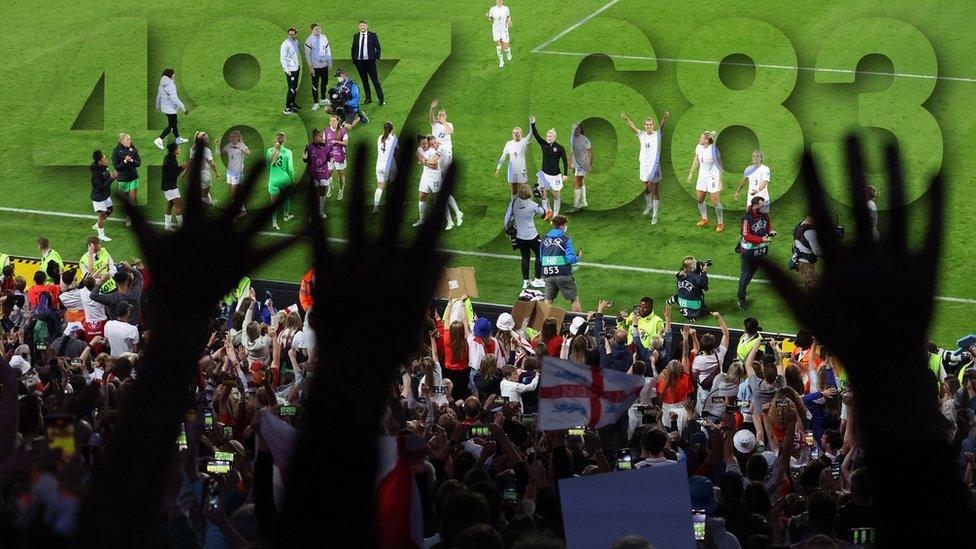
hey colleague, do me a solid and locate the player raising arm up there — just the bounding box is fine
[622,111,669,224]
[486,0,513,68]
[429,99,463,227]
[687,131,725,232]
[529,115,568,219]
[733,149,770,213]
[495,127,529,195]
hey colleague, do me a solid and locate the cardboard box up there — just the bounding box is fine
[436,267,479,299]
[510,299,566,333]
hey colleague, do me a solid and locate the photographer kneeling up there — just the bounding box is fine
[670,256,710,320]
[326,67,369,129]
[736,195,774,310]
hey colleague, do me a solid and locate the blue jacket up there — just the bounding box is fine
[338,79,360,111]
[540,228,579,276]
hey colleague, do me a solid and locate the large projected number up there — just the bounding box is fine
[812,17,942,206]
[670,17,803,204]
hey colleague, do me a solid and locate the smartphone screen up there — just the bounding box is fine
[279,405,297,416]
[804,430,815,447]
[502,482,518,503]
[830,460,841,480]
[493,396,509,406]
[567,427,585,437]
[206,459,231,474]
[517,413,536,426]
[469,426,490,437]
[45,415,76,460]
[616,450,632,471]
[432,385,446,394]
[693,510,706,541]
[204,410,214,427]
[222,425,233,438]
[851,527,877,545]
[214,451,234,461]
[205,477,220,512]
[177,423,188,451]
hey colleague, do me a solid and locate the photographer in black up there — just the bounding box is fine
[325,67,369,129]
[735,196,775,310]
[670,256,710,320]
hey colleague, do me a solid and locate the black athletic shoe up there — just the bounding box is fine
[362,99,373,105]
[359,111,369,125]
[738,299,748,311]
[379,99,386,106]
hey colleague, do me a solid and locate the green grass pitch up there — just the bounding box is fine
[0,0,973,343]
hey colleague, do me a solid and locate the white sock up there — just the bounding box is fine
[553,196,562,217]
[164,214,172,228]
[542,196,550,212]
[573,189,582,208]
[697,202,708,219]
[496,46,504,62]
[506,47,512,60]
[581,185,587,205]
[644,194,652,207]
[447,195,462,216]
[319,196,326,215]
[97,227,106,238]
[205,192,213,205]
[652,199,660,217]
[418,200,426,220]
[714,202,724,224]
[176,215,183,225]
[373,188,383,208]
[446,209,454,224]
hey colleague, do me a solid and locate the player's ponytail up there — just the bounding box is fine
[382,122,393,142]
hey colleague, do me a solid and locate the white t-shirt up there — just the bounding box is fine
[104,320,139,356]
[500,374,539,406]
[421,148,441,179]
[695,143,722,181]
[502,139,529,173]
[744,164,771,202]
[189,147,214,183]
[376,134,398,171]
[223,143,247,174]
[431,122,453,154]
[638,130,660,166]
[488,5,510,31]
[692,345,727,385]
[59,287,107,322]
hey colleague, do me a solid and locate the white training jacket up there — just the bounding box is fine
[280,38,300,72]
[155,76,185,115]
[304,34,332,69]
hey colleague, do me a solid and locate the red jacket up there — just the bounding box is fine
[741,208,772,245]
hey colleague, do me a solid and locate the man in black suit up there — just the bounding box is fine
[351,20,385,106]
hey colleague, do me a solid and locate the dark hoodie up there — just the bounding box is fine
[593,313,633,372]
[91,162,115,201]
[112,143,142,182]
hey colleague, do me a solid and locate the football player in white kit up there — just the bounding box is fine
[621,111,669,224]
[373,122,398,213]
[733,149,770,213]
[429,99,463,227]
[486,0,512,67]
[222,130,251,218]
[413,135,446,228]
[686,131,726,232]
[495,127,529,195]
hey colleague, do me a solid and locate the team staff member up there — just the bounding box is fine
[529,115,569,219]
[568,122,591,213]
[351,20,384,106]
[327,68,368,130]
[280,26,301,114]
[790,214,823,289]
[305,23,333,111]
[672,256,709,320]
[504,184,546,289]
[112,133,141,215]
[736,196,774,310]
[153,68,188,149]
[37,238,63,284]
[540,215,583,312]
[79,236,117,294]
[90,150,116,242]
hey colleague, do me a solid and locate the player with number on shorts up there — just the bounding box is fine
[373,122,398,213]
[222,130,250,218]
[687,131,726,232]
[90,150,117,242]
[412,135,445,228]
[303,129,332,219]
[486,0,512,68]
[495,127,529,195]
[181,132,222,206]
[325,115,348,200]
[529,115,569,219]
[621,111,669,224]
[430,99,463,228]
[734,149,770,213]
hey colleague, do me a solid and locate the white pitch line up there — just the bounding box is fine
[531,0,623,53]
[3,205,975,305]
[534,50,976,84]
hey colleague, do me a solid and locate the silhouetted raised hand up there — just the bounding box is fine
[76,140,300,547]
[759,136,971,544]
[279,139,457,547]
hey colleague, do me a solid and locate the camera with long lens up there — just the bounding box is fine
[327,86,351,116]
[695,259,712,273]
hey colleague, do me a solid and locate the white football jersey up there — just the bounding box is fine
[638,130,660,165]
[376,134,398,170]
[503,138,528,171]
[488,5,510,30]
[431,122,453,154]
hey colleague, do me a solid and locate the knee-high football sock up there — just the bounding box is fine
[697,201,708,220]
[714,202,724,224]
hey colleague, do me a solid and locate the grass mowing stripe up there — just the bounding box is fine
[3,206,974,305]
[535,50,976,84]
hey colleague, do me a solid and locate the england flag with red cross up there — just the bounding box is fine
[538,357,646,431]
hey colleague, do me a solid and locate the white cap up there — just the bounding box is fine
[9,355,30,375]
[569,316,587,336]
[733,430,756,453]
[496,312,515,331]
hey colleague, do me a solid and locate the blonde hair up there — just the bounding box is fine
[513,126,523,134]
[516,184,532,200]
[678,256,696,279]
[703,131,717,143]
[118,132,131,142]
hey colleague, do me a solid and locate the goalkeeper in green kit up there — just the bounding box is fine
[266,132,295,230]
